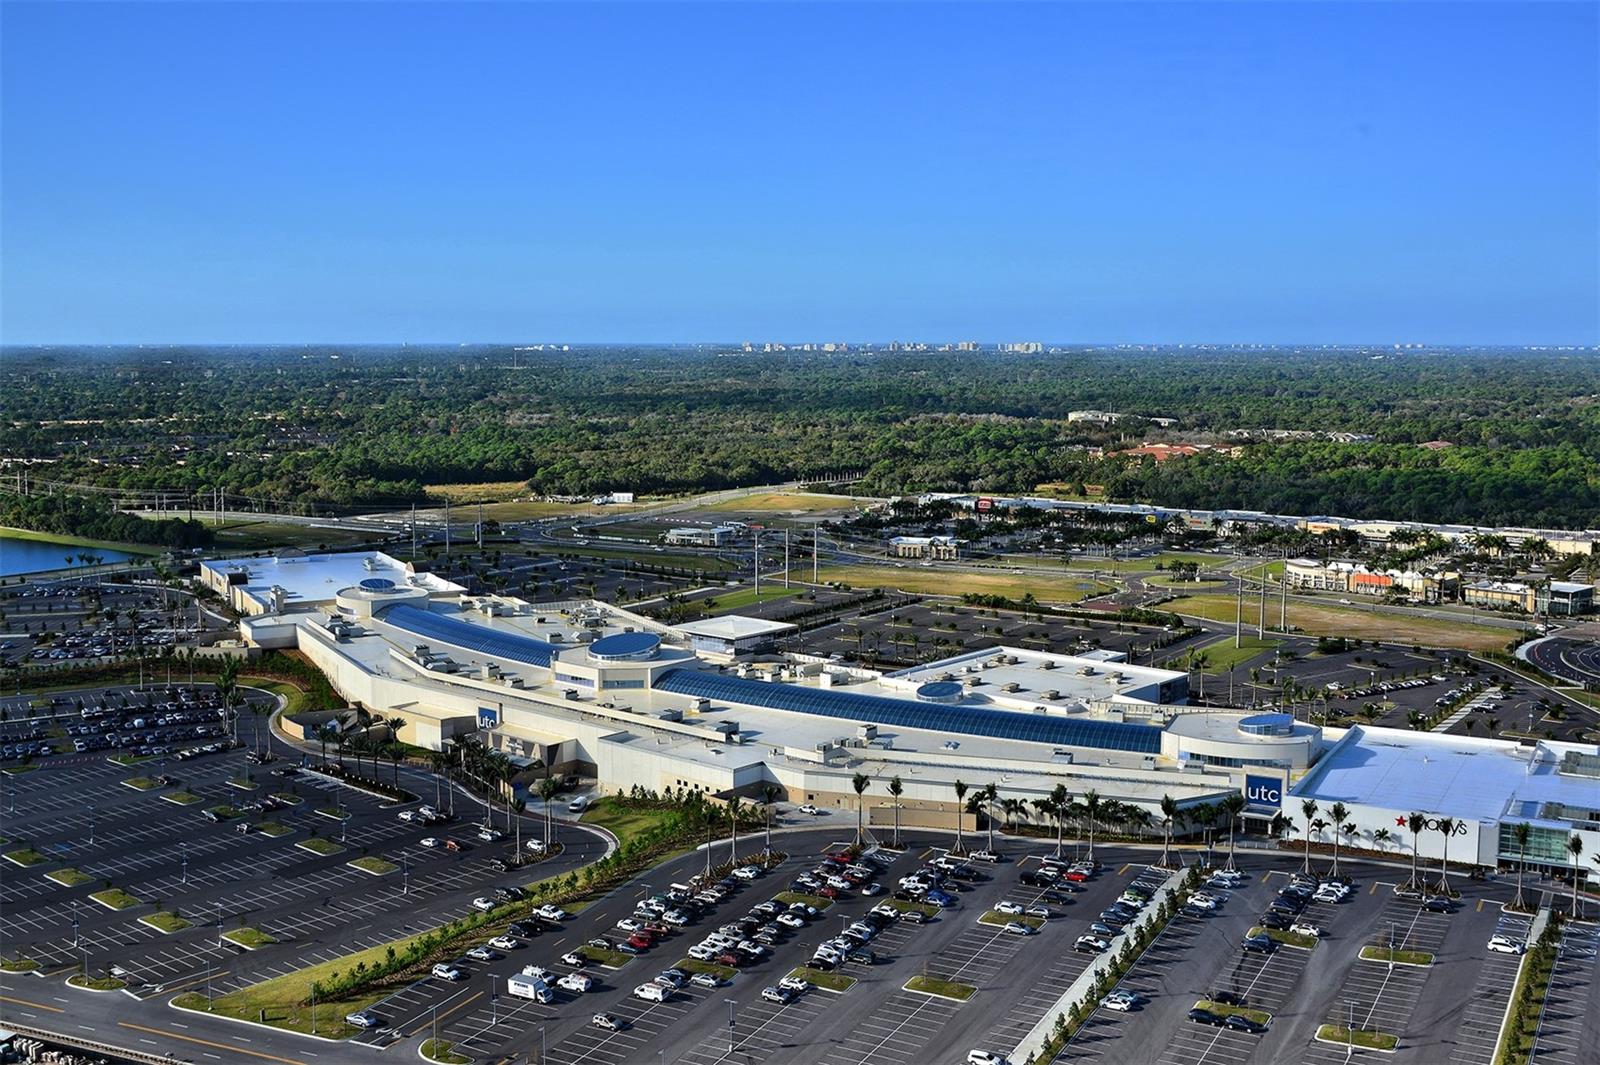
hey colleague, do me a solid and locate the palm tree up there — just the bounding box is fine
[981,783,999,853]
[1049,784,1071,859]
[1268,811,1291,845]
[386,716,408,785]
[1372,827,1392,853]
[1299,799,1320,874]
[1328,802,1349,877]
[1001,797,1024,832]
[951,780,969,855]
[1568,833,1586,919]
[760,784,781,857]
[1435,817,1457,895]
[727,796,743,864]
[1511,822,1531,911]
[511,797,526,853]
[851,773,871,848]
[1406,812,1426,892]
[538,776,559,849]
[887,776,904,849]
[1220,793,1246,872]
[1082,789,1103,863]
[1159,794,1179,868]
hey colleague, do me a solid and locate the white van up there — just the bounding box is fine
[568,795,592,814]
[506,975,555,1003]
[633,982,670,1003]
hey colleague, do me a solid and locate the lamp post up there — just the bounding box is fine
[725,997,737,1054]
[71,902,79,948]
[181,842,189,885]
[88,803,95,845]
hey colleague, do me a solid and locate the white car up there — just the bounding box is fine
[1101,991,1139,1012]
[431,963,465,981]
[970,850,1001,863]
[798,804,822,815]
[688,944,718,961]
[525,839,547,852]
[733,865,762,880]
[521,965,556,982]
[558,973,594,993]
[992,901,1024,915]
[397,810,417,822]
[690,971,723,988]
[476,827,503,842]
[538,904,569,921]
[420,836,443,848]
[1186,896,1219,911]
[1290,922,1324,938]
[1002,921,1037,936]
[967,1052,1008,1065]
[591,1013,620,1031]
[779,975,811,993]
[561,951,587,967]
[488,936,520,950]
[633,983,669,1003]
[470,897,496,913]
[616,918,644,934]
[1487,936,1524,955]
[776,913,806,929]
[464,946,500,961]
[345,1010,381,1029]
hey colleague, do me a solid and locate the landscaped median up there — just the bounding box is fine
[1359,945,1434,967]
[348,856,398,876]
[1495,910,1563,1065]
[67,974,127,993]
[1,958,40,974]
[774,891,834,911]
[162,790,203,806]
[1193,1000,1273,1026]
[90,888,140,911]
[1247,926,1320,951]
[297,837,346,857]
[420,1038,470,1064]
[677,958,737,982]
[578,944,633,968]
[1315,1025,1398,1051]
[46,867,94,887]
[256,821,293,837]
[3,847,48,867]
[222,927,277,950]
[122,776,163,791]
[977,911,1044,931]
[786,966,856,993]
[140,911,192,934]
[880,898,939,919]
[903,974,975,1001]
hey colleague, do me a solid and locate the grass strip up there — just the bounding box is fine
[1,959,40,973]
[420,1039,470,1065]
[296,838,346,856]
[67,974,127,992]
[1317,1025,1398,1051]
[881,898,939,918]
[978,911,1044,930]
[90,888,140,910]
[349,856,398,876]
[1248,925,1319,950]
[676,958,737,981]
[579,944,633,968]
[1194,1000,1273,1025]
[141,911,193,934]
[46,867,93,887]
[904,974,975,1001]
[223,927,277,949]
[163,791,202,805]
[1360,945,1434,967]
[122,776,162,791]
[256,821,292,837]
[786,966,856,993]
[774,891,834,910]
[3,848,48,867]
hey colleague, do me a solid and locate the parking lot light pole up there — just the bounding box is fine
[181,842,189,885]
[72,902,79,948]
[88,803,95,845]
[539,1024,546,1064]
[1347,1001,1354,1062]
[725,997,737,1054]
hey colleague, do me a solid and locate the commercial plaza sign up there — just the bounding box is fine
[478,706,499,729]
[1244,775,1282,807]
[1395,814,1469,836]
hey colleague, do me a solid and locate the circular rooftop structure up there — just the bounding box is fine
[359,577,397,592]
[587,631,661,662]
[916,680,965,704]
[1238,712,1296,737]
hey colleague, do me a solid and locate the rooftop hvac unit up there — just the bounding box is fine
[1006,655,1020,665]
[1040,660,1057,670]
[657,709,683,723]
[1109,671,1124,682]
[576,631,597,643]
[1078,666,1096,676]
[1002,682,1022,693]
[1044,689,1060,700]
[712,721,739,735]
[480,664,501,680]
[562,688,580,700]
[857,724,878,741]
[506,676,525,689]
[965,676,982,687]
[728,732,748,745]
[691,697,711,712]
[939,672,955,682]
[872,737,894,750]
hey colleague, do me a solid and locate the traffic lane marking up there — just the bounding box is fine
[0,993,66,1013]
[119,1022,308,1065]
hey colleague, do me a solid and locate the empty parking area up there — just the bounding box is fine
[1531,923,1600,1065]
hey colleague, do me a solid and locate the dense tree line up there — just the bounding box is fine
[1,345,1595,527]
[0,490,212,548]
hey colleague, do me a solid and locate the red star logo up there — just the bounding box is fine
[1395,816,1406,826]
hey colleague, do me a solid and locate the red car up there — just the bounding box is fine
[714,952,743,968]
[444,839,463,852]
[1063,870,1089,882]
[826,853,851,866]
[816,885,840,899]
[627,933,653,950]
[641,922,668,937]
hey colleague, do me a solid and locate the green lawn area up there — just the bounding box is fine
[420,1038,471,1064]
[1359,946,1434,967]
[349,856,398,876]
[579,798,682,849]
[704,491,862,514]
[1,764,38,776]
[227,776,259,791]
[315,806,351,820]
[122,776,162,791]
[222,927,277,949]
[141,911,193,934]
[978,911,1044,930]
[578,944,633,968]
[1248,926,1319,951]
[1316,1025,1398,1051]
[46,867,93,887]
[903,974,975,1001]
[774,891,834,911]
[1,959,39,973]
[268,792,303,805]
[786,966,857,993]
[817,563,1112,604]
[880,898,938,918]
[208,519,380,552]
[205,804,242,820]
[1166,593,1509,652]
[163,791,203,805]
[256,821,293,837]
[677,958,737,981]
[1146,574,1229,588]
[297,838,346,856]
[1194,1000,1273,1025]
[1236,559,1287,580]
[0,524,163,556]
[699,586,797,613]
[67,974,128,992]
[172,931,434,1038]
[109,752,152,766]
[239,677,311,715]
[90,888,140,910]
[3,847,48,867]
[1189,635,1282,673]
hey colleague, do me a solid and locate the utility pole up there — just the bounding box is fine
[1234,580,1243,648]
[411,503,417,558]
[784,530,790,589]
[813,527,819,583]
[754,533,761,594]
[445,499,451,557]
[1280,567,1288,631]
[1258,573,1267,638]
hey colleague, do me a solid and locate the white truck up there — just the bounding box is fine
[506,974,555,1003]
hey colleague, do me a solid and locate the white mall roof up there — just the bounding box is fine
[675,615,797,641]
[202,550,461,609]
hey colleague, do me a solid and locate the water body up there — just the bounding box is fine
[0,533,137,577]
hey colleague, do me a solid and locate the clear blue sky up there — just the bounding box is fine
[3,1,1596,344]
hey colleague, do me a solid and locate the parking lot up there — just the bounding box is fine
[0,578,225,667]
[0,710,606,1006]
